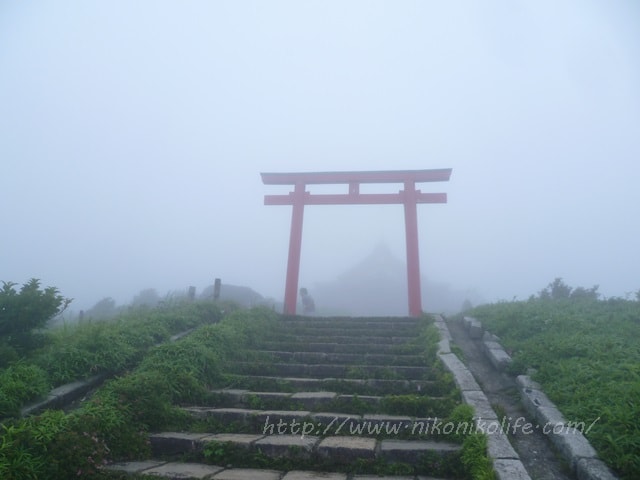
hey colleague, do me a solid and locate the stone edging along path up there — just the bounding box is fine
[432,315,531,480]
[459,316,618,480]
[19,327,198,418]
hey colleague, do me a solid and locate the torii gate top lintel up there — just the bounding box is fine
[261,168,452,185]
[261,168,452,317]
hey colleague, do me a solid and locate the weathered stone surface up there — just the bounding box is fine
[438,353,481,391]
[535,405,566,428]
[316,436,377,462]
[187,407,259,424]
[202,433,264,447]
[483,330,500,342]
[462,316,473,329]
[515,376,605,476]
[520,386,556,413]
[432,319,452,341]
[150,432,210,455]
[485,347,512,371]
[576,458,619,480]
[336,394,380,406]
[253,434,319,458]
[492,459,532,480]
[326,353,360,364]
[464,316,483,339]
[311,412,359,429]
[291,391,337,408]
[210,389,249,397]
[282,472,348,480]
[255,410,312,431]
[516,375,541,391]
[356,476,414,480]
[20,394,58,416]
[244,391,292,402]
[104,460,166,474]
[550,430,598,471]
[362,414,413,431]
[379,439,460,463]
[19,373,109,415]
[483,421,519,459]
[462,390,499,421]
[306,364,347,377]
[483,340,503,351]
[437,338,451,354]
[143,461,224,478]
[212,468,283,480]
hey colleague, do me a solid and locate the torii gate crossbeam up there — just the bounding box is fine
[261,169,452,316]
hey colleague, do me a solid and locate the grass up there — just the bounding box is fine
[1,306,492,479]
[467,296,640,479]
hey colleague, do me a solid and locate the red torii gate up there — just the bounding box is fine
[261,169,452,317]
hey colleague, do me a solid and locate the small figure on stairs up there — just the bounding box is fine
[299,287,315,315]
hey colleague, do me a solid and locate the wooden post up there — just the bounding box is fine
[213,278,221,300]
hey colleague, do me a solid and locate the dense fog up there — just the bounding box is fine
[2,1,639,315]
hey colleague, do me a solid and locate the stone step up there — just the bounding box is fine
[257,342,424,355]
[229,363,433,381]
[205,390,448,415]
[279,316,422,326]
[185,406,440,437]
[270,324,421,336]
[147,432,461,468]
[259,351,426,367]
[260,335,414,345]
[105,460,452,479]
[221,375,442,396]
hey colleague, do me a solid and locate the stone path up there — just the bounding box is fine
[445,317,575,480]
[106,316,465,479]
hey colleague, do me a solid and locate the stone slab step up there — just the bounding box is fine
[268,335,414,345]
[208,390,338,409]
[105,461,283,479]
[260,351,426,367]
[257,342,424,355]
[221,375,439,395]
[279,316,421,325]
[272,325,420,337]
[185,406,437,433]
[106,461,451,479]
[230,363,433,381]
[149,432,461,465]
[207,390,447,415]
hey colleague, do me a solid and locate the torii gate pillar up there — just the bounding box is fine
[403,181,422,317]
[262,169,451,316]
[284,183,306,315]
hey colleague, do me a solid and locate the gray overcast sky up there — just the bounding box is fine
[2,1,639,310]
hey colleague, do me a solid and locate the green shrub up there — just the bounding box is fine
[0,279,71,355]
[461,433,495,480]
[0,362,49,417]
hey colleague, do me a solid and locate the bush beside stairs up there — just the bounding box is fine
[106,314,484,480]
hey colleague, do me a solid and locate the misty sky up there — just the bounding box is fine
[2,1,639,311]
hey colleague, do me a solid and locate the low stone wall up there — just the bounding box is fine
[20,326,201,418]
[461,316,618,480]
[434,315,531,480]
[20,374,106,417]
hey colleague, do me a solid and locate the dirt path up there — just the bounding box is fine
[446,318,574,480]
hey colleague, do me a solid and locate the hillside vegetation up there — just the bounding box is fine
[466,279,640,479]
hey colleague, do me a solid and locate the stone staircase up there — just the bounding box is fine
[106,316,470,479]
